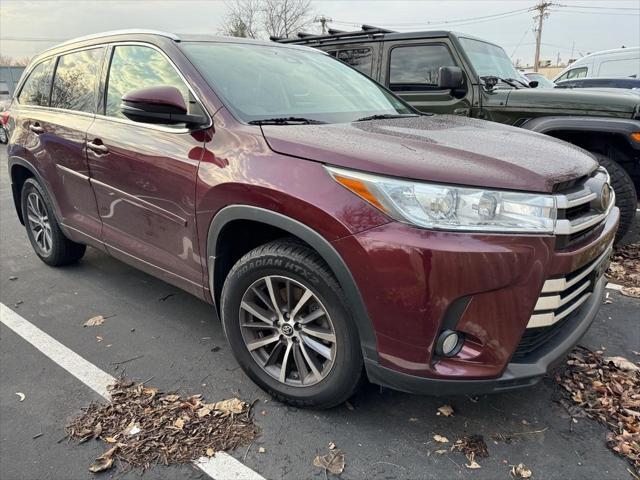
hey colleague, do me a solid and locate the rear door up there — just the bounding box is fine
[12,48,105,242]
[325,44,381,80]
[86,43,207,294]
[380,39,473,115]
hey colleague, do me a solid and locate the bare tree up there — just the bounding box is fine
[262,0,313,39]
[221,0,260,38]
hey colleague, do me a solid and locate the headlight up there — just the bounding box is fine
[327,166,557,233]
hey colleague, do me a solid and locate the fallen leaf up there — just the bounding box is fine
[408,417,418,422]
[15,392,25,402]
[9,276,17,281]
[434,449,448,455]
[437,405,454,417]
[174,418,185,429]
[258,447,266,453]
[212,398,247,414]
[466,459,481,469]
[105,437,117,443]
[314,450,345,475]
[96,336,103,342]
[328,442,336,450]
[511,463,532,478]
[89,446,118,473]
[162,394,180,402]
[621,286,640,298]
[604,356,640,372]
[123,422,141,436]
[433,434,449,443]
[84,316,105,327]
[206,448,214,457]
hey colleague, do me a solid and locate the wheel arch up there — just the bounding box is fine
[206,205,378,363]
[8,156,52,226]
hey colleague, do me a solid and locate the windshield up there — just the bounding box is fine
[459,37,520,82]
[182,42,413,124]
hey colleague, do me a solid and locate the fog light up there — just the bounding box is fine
[436,330,463,357]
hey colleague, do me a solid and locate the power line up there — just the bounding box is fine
[550,9,640,16]
[556,4,640,11]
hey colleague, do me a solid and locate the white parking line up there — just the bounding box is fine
[0,303,265,480]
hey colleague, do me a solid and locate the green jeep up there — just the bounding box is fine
[275,26,640,240]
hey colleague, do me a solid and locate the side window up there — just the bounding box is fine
[566,67,588,79]
[389,44,456,91]
[598,58,638,77]
[336,48,372,76]
[51,48,103,113]
[555,71,568,82]
[18,59,54,106]
[105,45,191,121]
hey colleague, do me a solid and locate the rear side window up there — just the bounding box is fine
[335,48,372,75]
[18,59,54,106]
[105,45,191,120]
[51,48,103,113]
[389,44,456,91]
[598,58,639,77]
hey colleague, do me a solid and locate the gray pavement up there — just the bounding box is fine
[1,144,638,480]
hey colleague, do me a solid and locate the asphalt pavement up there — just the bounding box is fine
[0,144,638,480]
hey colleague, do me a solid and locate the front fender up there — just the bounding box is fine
[520,116,640,150]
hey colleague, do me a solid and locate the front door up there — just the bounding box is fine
[86,44,207,294]
[380,40,473,115]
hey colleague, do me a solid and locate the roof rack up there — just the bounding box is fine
[271,25,396,45]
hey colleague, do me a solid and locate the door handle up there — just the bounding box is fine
[30,123,44,134]
[87,139,108,155]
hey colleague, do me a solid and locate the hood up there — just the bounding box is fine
[261,115,597,193]
[504,87,639,115]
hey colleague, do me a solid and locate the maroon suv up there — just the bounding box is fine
[7,30,618,408]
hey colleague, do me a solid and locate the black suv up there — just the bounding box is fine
[275,26,640,240]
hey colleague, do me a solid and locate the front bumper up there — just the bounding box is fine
[365,276,605,395]
[332,206,619,393]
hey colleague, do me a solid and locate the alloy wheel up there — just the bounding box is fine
[239,275,337,387]
[26,191,52,255]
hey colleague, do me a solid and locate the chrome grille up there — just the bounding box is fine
[527,243,612,329]
[554,168,615,249]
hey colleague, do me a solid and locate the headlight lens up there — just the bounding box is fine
[327,166,557,233]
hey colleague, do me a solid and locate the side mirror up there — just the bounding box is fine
[121,86,207,127]
[529,80,539,88]
[438,66,465,90]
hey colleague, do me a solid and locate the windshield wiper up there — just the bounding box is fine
[481,76,521,89]
[506,77,531,88]
[248,117,326,125]
[355,114,419,122]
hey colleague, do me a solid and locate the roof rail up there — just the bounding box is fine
[272,24,396,45]
[50,29,181,50]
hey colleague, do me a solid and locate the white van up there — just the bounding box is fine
[553,47,640,81]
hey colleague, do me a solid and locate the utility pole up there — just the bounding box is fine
[533,2,553,72]
[314,15,332,35]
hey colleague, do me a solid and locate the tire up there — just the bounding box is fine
[21,178,86,266]
[220,239,363,408]
[595,155,637,242]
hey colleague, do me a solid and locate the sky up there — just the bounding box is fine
[1,0,639,65]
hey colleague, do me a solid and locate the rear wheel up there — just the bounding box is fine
[21,178,86,266]
[595,154,637,242]
[220,240,363,408]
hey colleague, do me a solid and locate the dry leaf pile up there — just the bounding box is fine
[556,347,639,474]
[606,242,640,298]
[65,379,259,472]
[452,435,489,469]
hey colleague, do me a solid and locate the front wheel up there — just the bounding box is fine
[220,240,363,408]
[595,155,637,242]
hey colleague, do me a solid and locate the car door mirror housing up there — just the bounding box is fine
[121,86,207,128]
[438,66,464,90]
[529,80,539,88]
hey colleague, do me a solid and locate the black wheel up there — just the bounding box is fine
[220,240,363,408]
[21,178,86,266]
[595,154,637,242]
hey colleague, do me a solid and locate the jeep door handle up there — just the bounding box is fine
[30,123,44,134]
[87,140,109,154]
